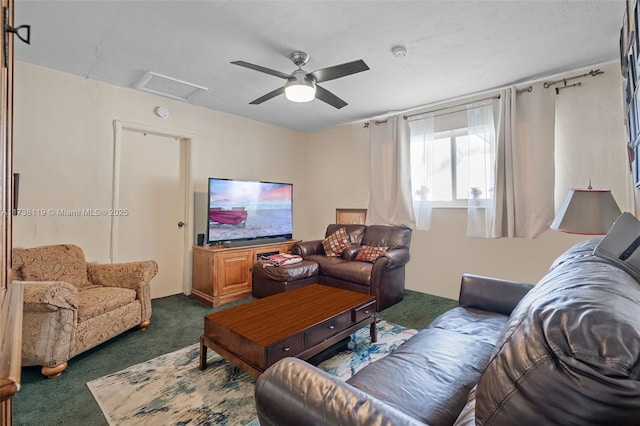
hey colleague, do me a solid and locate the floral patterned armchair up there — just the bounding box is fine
[11,244,158,378]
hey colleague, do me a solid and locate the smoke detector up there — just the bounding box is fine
[391,46,407,58]
[154,106,170,119]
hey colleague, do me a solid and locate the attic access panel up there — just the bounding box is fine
[134,71,208,102]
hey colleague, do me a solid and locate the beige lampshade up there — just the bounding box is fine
[550,189,622,235]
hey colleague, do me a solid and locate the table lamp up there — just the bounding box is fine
[550,184,622,235]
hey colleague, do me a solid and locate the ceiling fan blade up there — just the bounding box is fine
[231,61,291,79]
[309,59,369,83]
[249,86,285,105]
[315,85,348,109]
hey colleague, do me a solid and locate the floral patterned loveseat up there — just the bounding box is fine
[12,244,158,378]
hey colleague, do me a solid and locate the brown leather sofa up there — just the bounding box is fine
[292,224,412,311]
[255,237,640,425]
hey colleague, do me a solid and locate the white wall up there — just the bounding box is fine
[13,61,309,295]
[303,124,371,239]
[306,62,630,300]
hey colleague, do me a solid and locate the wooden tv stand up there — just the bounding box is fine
[191,240,298,307]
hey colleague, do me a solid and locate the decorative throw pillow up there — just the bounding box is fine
[355,245,388,263]
[322,227,351,257]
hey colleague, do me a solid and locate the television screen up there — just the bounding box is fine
[207,178,293,245]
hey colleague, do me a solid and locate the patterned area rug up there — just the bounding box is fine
[87,319,416,426]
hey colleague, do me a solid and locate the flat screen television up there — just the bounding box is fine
[206,177,293,246]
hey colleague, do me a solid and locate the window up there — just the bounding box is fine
[410,118,494,208]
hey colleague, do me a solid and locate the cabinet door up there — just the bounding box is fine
[214,250,252,295]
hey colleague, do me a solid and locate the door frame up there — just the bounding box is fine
[112,120,194,295]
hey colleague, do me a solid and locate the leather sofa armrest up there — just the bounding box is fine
[20,281,78,311]
[255,357,424,426]
[377,247,410,268]
[292,240,324,257]
[458,273,533,316]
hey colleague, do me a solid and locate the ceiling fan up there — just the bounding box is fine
[231,51,369,109]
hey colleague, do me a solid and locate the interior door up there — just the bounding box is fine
[114,128,187,299]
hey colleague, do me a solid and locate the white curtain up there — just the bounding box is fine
[512,82,556,237]
[465,85,556,238]
[408,116,434,230]
[466,101,498,237]
[367,115,416,227]
[490,88,515,238]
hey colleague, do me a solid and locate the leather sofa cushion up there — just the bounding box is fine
[347,306,509,426]
[362,224,411,248]
[304,254,346,274]
[475,239,640,425]
[77,286,137,322]
[341,245,361,260]
[323,261,372,286]
[307,254,373,287]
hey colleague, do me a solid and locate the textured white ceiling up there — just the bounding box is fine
[15,0,626,133]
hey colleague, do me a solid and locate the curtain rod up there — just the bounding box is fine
[402,93,501,121]
[407,103,490,121]
[363,85,533,127]
[543,69,603,89]
[543,69,604,95]
[364,94,500,127]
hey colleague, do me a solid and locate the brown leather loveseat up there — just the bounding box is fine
[292,224,411,311]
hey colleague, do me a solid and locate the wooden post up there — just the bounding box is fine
[0,0,18,424]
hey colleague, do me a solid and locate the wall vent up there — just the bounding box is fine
[134,71,208,102]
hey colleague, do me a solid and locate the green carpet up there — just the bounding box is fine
[13,290,457,426]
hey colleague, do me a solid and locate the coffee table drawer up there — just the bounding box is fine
[352,300,376,323]
[267,334,304,366]
[304,311,352,347]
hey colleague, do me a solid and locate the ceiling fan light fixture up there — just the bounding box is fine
[284,70,316,103]
[285,83,316,102]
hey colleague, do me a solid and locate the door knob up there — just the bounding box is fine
[177,221,185,228]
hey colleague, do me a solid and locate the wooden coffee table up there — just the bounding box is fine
[199,284,376,378]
